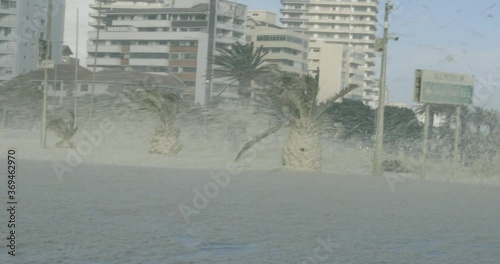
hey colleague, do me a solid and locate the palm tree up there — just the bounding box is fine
[235,73,357,171]
[47,111,78,148]
[211,42,278,99]
[123,83,183,156]
[484,109,499,135]
[470,105,487,135]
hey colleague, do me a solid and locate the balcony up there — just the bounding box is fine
[0,46,14,54]
[86,57,121,67]
[0,7,16,15]
[348,38,375,44]
[281,17,308,22]
[358,66,375,73]
[280,8,308,14]
[281,0,308,3]
[87,45,122,53]
[0,59,11,67]
[0,34,14,41]
[310,0,378,7]
[0,20,15,28]
[129,58,168,66]
[89,2,164,10]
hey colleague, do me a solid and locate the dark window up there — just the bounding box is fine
[80,84,89,92]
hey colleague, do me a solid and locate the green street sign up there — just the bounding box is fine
[414,69,474,105]
[420,82,473,105]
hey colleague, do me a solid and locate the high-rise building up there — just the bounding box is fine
[246,11,309,75]
[87,0,246,105]
[280,0,379,105]
[0,0,66,82]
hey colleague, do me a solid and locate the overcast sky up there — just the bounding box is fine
[62,0,500,109]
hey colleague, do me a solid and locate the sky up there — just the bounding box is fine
[63,0,500,109]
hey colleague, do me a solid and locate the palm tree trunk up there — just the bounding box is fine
[282,119,321,171]
[149,125,183,156]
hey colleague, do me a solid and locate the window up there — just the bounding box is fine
[182,53,197,60]
[182,67,196,73]
[54,83,62,91]
[80,84,89,92]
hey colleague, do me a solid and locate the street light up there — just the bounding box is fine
[373,0,395,176]
[88,0,115,135]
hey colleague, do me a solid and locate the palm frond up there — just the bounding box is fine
[235,123,288,161]
[313,84,359,120]
[123,83,180,126]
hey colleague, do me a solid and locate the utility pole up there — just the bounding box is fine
[89,0,112,135]
[205,0,217,105]
[41,0,53,148]
[373,0,394,176]
[74,8,79,127]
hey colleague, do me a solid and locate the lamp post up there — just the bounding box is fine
[88,0,114,135]
[373,0,395,176]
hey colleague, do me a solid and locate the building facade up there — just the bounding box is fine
[87,0,246,105]
[246,11,308,75]
[308,40,366,102]
[280,0,379,105]
[0,0,66,82]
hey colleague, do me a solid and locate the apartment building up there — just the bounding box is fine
[280,0,379,106]
[246,10,309,75]
[309,40,366,102]
[363,79,379,108]
[87,0,246,105]
[0,0,66,82]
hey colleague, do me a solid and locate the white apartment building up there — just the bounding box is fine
[0,0,66,82]
[280,0,379,106]
[87,0,246,105]
[363,79,379,108]
[246,11,309,75]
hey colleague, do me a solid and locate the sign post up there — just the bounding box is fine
[414,69,474,180]
[421,103,430,179]
[452,106,461,179]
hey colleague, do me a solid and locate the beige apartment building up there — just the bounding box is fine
[246,10,309,75]
[281,0,380,107]
[308,40,367,102]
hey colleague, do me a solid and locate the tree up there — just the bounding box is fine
[323,99,375,142]
[383,106,422,151]
[47,111,78,148]
[485,109,500,135]
[0,81,43,128]
[211,42,277,99]
[235,73,358,171]
[123,83,183,156]
[415,103,456,131]
[470,105,487,135]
